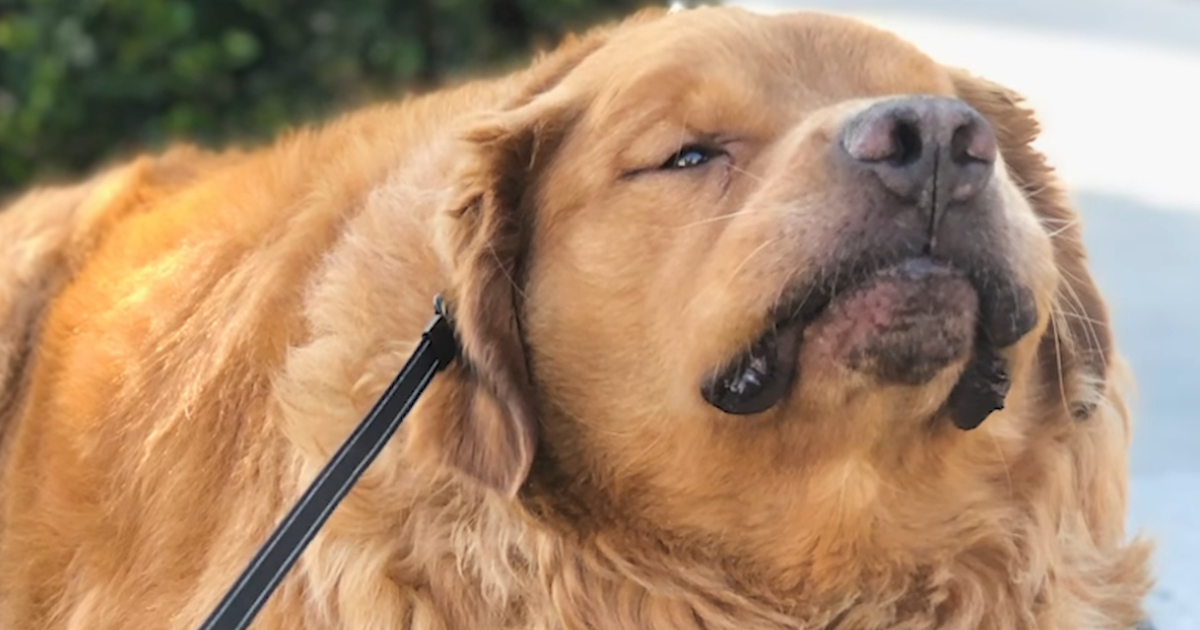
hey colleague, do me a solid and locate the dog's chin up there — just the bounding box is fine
[801,257,977,385]
[703,257,1032,430]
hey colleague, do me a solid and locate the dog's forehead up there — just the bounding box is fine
[572,8,953,114]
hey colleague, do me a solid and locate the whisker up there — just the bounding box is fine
[1056,310,1108,327]
[673,206,763,229]
[782,270,819,321]
[1044,219,1079,239]
[726,162,766,184]
[731,236,780,279]
[1055,278,1108,372]
[1048,304,1073,417]
[988,431,1016,500]
[487,243,527,300]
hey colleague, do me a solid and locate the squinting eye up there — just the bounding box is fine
[661,144,723,170]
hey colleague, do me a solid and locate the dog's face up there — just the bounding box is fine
[423,7,1111,587]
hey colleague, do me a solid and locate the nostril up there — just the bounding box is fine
[888,120,923,168]
[950,120,997,165]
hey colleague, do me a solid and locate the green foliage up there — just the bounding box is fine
[0,0,653,193]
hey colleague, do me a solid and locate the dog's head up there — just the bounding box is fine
[416,5,1115,590]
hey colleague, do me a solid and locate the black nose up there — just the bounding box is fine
[840,96,997,210]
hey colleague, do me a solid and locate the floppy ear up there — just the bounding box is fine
[949,69,1111,420]
[407,21,631,497]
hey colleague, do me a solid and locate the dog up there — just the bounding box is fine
[0,6,1152,629]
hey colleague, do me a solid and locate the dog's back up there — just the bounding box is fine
[0,144,312,627]
[0,149,218,448]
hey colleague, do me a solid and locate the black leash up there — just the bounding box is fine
[196,296,458,630]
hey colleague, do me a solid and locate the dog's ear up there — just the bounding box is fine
[949,69,1111,420]
[407,21,632,497]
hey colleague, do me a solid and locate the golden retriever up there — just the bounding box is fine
[0,6,1152,630]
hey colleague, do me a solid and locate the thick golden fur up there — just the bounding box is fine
[0,7,1151,630]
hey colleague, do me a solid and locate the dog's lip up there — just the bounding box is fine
[704,252,1036,418]
[703,256,966,414]
[768,256,961,333]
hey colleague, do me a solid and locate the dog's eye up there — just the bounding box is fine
[661,144,723,170]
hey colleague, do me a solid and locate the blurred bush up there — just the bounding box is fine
[0,0,654,194]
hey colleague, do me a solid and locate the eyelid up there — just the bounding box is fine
[619,136,733,179]
[659,143,727,170]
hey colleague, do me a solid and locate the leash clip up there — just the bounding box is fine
[426,294,459,370]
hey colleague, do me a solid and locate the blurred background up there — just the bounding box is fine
[0,0,653,193]
[1,0,1196,627]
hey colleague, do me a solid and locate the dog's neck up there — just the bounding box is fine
[278,465,1052,630]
